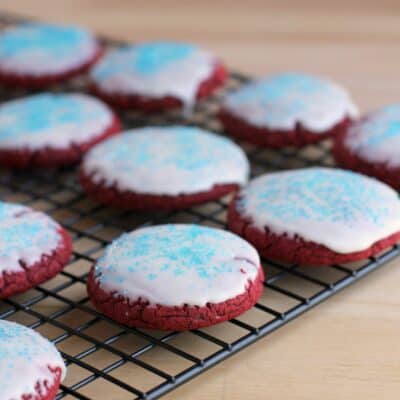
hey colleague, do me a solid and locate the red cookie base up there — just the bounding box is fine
[22,366,63,400]
[228,198,400,266]
[218,108,352,148]
[0,116,121,168]
[333,130,400,190]
[0,46,103,89]
[80,168,239,211]
[0,227,72,299]
[89,62,228,112]
[87,266,264,331]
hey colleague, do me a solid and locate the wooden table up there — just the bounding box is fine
[2,1,400,399]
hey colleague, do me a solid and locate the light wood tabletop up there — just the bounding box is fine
[1,1,400,399]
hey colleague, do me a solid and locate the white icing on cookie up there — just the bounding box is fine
[94,224,261,306]
[82,126,249,195]
[90,42,216,110]
[224,73,359,132]
[0,23,99,76]
[236,167,400,253]
[0,93,114,150]
[345,104,400,168]
[0,320,66,399]
[0,202,62,273]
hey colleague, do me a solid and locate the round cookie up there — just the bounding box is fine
[0,22,101,88]
[89,41,227,112]
[219,73,358,148]
[334,104,400,190]
[228,167,400,266]
[80,126,249,211]
[0,320,66,400]
[87,224,264,331]
[0,93,121,168]
[0,201,72,298]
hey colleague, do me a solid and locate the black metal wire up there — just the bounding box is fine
[0,11,399,400]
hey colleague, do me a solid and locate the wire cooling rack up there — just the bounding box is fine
[0,11,399,400]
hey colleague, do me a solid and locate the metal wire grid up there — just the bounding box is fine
[0,11,399,400]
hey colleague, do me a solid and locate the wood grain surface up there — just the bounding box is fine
[1,1,400,399]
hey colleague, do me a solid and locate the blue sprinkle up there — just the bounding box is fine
[92,42,196,80]
[357,104,400,147]
[0,202,56,260]
[0,320,61,390]
[0,22,92,58]
[89,126,244,175]
[96,224,250,284]
[225,73,339,123]
[0,94,102,141]
[242,168,393,227]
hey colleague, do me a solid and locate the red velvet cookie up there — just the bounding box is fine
[334,104,400,190]
[80,126,249,211]
[0,22,101,88]
[0,93,120,168]
[219,73,358,148]
[89,42,227,112]
[0,202,72,298]
[87,224,264,331]
[0,320,66,400]
[228,168,400,266]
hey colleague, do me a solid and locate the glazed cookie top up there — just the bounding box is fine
[235,167,400,253]
[82,126,249,195]
[223,73,359,132]
[344,104,400,168]
[0,320,66,399]
[0,201,62,273]
[0,93,115,150]
[0,22,99,75]
[93,224,261,306]
[90,41,217,109]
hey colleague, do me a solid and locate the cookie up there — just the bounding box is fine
[228,168,400,266]
[0,201,72,298]
[0,93,121,168]
[0,320,66,400]
[0,22,101,88]
[89,41,227,112]
[334,104,400,190]
[87,224,264,331]
[80,126,249,211]
[219,73,358,148]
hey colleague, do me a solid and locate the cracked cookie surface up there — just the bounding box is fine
[219,73,358,148]
[0,320,66,400]
[80,126,249,211]
[228,168,400,265]
[334,104,400,190]
[87,224,264,330]
[0,201,72,298]
[0,93,120,168]
[0,22,101,88]
[89,41,227,112]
